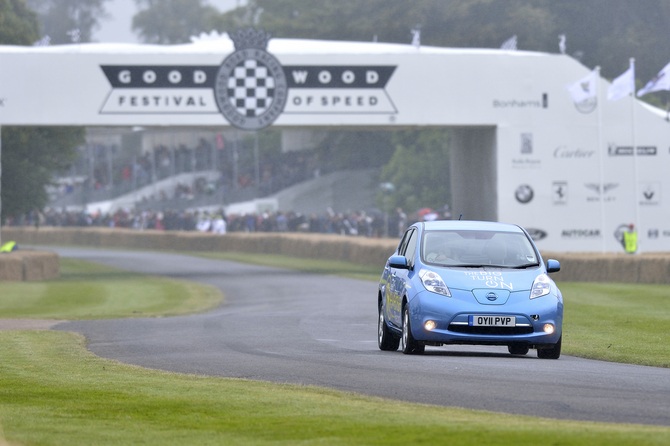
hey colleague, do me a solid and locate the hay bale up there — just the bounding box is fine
[0,250,59,281]
[539,251,670,284]
[0,254,24,281]
[638,256,670,284]
[20,250,60,281]
[5,226,670,283]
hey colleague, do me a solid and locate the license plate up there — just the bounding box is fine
[468,315,516,326]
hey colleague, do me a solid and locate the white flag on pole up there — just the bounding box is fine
[607,62,635,101]
[410,29,420,48]
[66,28,81,43]
[33,35,51,46]
[565,69,598,103]
[637,61,670,97]
[501,35,517,51]
[558,34,566,54]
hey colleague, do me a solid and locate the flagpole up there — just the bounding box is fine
[595,66,606,253]
[630,58,641,252]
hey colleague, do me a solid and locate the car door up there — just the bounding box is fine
[383,229,409,328]
[388,228,417,328]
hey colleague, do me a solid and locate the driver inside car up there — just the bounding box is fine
[426,247,454,262]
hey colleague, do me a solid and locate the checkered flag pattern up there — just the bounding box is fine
[227,59,275,117]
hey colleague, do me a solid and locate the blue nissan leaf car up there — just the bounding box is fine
[378,220,563,358]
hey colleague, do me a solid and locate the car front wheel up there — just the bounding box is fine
[401,306,424,355]
[378,306,399,351]
[537,335,562,359]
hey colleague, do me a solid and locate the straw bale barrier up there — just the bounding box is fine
[0,250,59,281]
[2,227,399,267]
[3,227,670,284]
[541,251,670,284]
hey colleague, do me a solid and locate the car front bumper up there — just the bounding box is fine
[409,288,563,346]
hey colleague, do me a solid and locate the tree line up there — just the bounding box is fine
[165,0,670,94]
[18,0,670,93]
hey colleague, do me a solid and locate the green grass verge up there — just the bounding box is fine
[0,331,668,446]
[4,252,669,367]
[0,258,223,319]
[560,282,670,368]
[191,252,670,368]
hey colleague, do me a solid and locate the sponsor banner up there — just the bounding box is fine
[520,133,533,154]
[640,182,661,205]
[552,181,568,204]
[101,89,218,113]
[512,132,541,168]
[608,145,657,156]
[99,64,397,126]
[561,229,601,238]
[649,229,670,239]
[526,228,547,241]
[584,183,618,202]
[97,30,398,130]
[574,97,597,114]
[100,65,216,88]
[284,65,395,89]
[493,94,548,109]
[213,45,289,130]
[553,146,595,159]
[284,89,396,113]
[515,184,534,204]
[512,158,541,169]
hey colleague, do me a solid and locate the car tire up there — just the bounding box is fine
[508,344,529,355]
[537,335,562,359]
[401,306,424,355]
[378,306,399,351]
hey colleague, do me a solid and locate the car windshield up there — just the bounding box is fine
[421,229,538,268]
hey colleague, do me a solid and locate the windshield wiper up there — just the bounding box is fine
[451,264,506,268]
[450,263,539,269]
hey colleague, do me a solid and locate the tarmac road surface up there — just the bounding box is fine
[49,247,670,426]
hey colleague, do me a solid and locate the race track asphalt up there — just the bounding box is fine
[50,247,670,426]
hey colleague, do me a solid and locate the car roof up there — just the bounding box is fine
[420,220,525,233]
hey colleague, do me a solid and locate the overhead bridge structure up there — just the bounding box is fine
[1,33,669,252]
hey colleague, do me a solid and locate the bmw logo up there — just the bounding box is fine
[486,292,498,301]
[515,185,534,204]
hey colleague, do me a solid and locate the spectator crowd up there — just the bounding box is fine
[51,140,321,206]
[4,206,452,239]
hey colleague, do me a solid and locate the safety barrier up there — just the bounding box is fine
[0,249,59,281]
[540,251,670,284]
[3,227,670,284]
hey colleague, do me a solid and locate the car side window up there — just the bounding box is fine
[404,229,418,267]
[398,229,412,255]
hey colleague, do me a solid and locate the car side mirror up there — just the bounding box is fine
[389,255,410,270]
[546,259,560,273]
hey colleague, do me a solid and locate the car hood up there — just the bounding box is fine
[438,266,542,293]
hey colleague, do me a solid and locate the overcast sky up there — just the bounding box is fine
[93,0,243,43]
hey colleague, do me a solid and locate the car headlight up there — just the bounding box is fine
[419,269,451,297]
[530,274,551,299]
